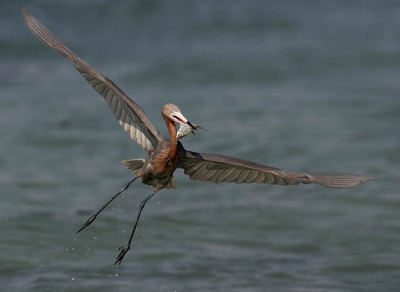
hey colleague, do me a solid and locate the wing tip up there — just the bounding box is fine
[20,6,31,22]
[358,175,378,185]
[349,175,377,188]
[311,174,377,188]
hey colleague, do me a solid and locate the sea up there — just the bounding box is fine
[1,1,399,291]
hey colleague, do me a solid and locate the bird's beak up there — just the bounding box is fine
[187,121,197,131]
[172,111,197,131]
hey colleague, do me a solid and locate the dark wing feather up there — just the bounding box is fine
[179,151,376,188]
[21,6,162,154]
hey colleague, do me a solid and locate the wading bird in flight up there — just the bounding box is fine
[21,6,376,265]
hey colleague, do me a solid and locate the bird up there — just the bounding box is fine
[21,6,376,266]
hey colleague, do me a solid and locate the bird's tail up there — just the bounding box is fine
[121,158,177,189]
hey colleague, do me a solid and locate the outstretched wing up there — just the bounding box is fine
[21,6,162,154]
[179,151,376,188]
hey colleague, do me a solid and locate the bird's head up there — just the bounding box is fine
[162,103,196,130]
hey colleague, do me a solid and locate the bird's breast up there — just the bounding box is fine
[152,147,178,177]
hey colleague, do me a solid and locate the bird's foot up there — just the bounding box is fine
[114,245,130,266]
[77,215,97,233]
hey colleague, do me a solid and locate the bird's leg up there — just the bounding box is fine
[114,191,156,266]
[77,176,138,233]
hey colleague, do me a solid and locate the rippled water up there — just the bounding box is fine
[2,1,399,291]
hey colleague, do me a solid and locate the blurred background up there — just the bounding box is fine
[1,0,399,291]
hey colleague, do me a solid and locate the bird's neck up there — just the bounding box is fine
[165,117,178,162]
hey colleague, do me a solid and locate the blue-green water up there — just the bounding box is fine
[2,1,399,291]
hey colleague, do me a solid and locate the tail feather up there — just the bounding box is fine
[121,158,177,189]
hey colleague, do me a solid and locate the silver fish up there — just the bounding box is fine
[177,123,207,139]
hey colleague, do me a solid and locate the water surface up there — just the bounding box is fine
[1,1,399,291]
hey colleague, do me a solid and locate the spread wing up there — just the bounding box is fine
[179,151,376,188]
[21,6,162,154]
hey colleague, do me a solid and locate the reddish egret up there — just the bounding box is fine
[21,6,376,265]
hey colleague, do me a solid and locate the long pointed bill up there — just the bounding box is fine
[172,112,196,131]
[187,121,196,131]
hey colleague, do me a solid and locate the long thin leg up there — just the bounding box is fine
[114,191,156,266]
[77,176,138,233]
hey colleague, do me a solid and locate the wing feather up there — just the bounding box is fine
[179,151,376,188]
[21,6,162,153]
